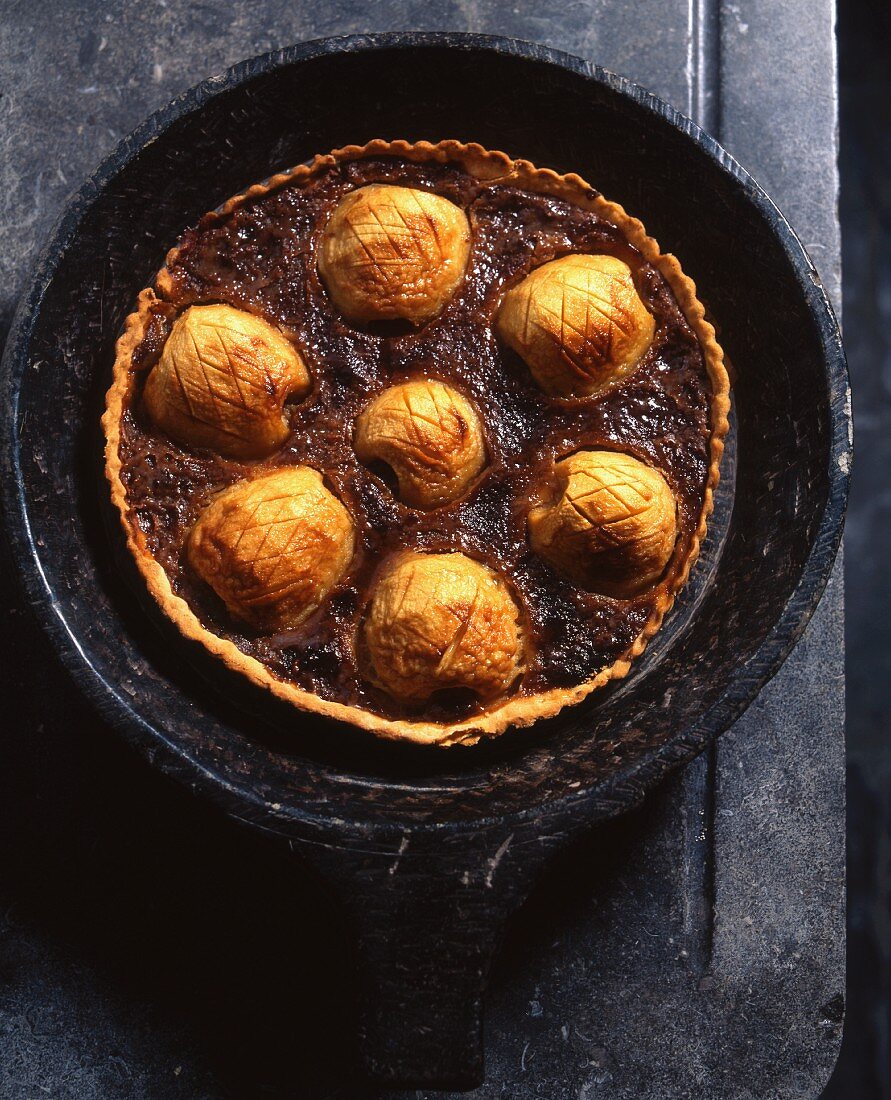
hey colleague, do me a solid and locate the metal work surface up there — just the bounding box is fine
[0,3,844,1098]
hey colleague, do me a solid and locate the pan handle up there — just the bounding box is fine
[329,831,524,1090]
[351,890,499,1088]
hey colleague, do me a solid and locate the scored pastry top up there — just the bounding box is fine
[143,304,310,459]
[187,466,355,633]
[528,450,678,598]
[354,378,487,509]
[496,254,656,398]
[361,550,527,705]
[318,183,472,324]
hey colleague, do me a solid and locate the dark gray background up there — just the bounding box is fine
[0,0,873,1095]
[828,0,891,1094]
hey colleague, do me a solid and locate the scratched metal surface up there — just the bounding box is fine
[0,1,844,1097]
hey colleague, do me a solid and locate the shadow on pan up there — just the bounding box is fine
[0,34,849,1089]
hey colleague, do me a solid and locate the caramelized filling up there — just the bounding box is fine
[117,156,712,722]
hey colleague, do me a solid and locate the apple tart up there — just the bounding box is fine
[103,139,730,746]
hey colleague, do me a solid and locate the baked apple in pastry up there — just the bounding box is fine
[318,184,471,324]
[143,304,310,458]
[497,254,655,398]
[354,379,486,508]
[362,551,525,704]
[528,450,677,597]
[187,467,354,632]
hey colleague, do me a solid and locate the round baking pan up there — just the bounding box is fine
[0,33,850,1089]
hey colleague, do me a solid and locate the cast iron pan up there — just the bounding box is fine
[0,33,850,1090]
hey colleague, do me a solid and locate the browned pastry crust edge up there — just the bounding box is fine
[103,139,732,747]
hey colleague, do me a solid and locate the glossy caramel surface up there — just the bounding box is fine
[118,156,712,722]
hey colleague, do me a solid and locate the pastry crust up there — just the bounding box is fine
[103,139,731,747]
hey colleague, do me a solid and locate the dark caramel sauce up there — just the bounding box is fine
[118,157,711,722]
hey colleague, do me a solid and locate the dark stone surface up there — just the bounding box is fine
[0,4,845,1098]
[824,0,891,1094]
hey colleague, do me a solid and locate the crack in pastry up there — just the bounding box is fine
[362,551,526,704]
[187,467,354,632]
[354,379,487,508]
[497,254,655,398]
[528,450,677,597]
[144,304,310,458]
[318,184,472,324]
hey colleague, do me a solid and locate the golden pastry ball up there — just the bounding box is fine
[363,551,525,703]
[528,450,677,596]
[144,304,310,458]
[497,254,655,397]
[187,467,354,631]
[318,184,471,324]
[354,379,487,508]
